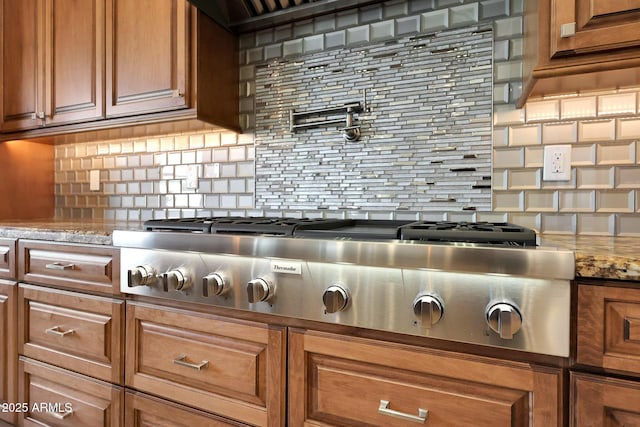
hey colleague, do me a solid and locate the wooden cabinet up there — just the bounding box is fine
[1,0,239,140]
[18,283,124,384]
[105,0,189,118]
[125,391,249,427]
[18,357,123,426]
[0,238,16,279]
[573,281,640,426]
[289,328,563,426]
[14,240,124,427]
[0,280,18,425]
[0,0,104,132]
[520,0,640,105]
[576,282,640,375]
[125,301,286,427]
[19,240,120,296]
[571,372,640,427]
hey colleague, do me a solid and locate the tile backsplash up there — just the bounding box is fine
[52,0,640,235]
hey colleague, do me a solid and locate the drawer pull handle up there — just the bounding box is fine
[45,262,75,271]
[49,409,73,420]
[45,326,75,337]
[173,355,209,370]
[379,400,428,424]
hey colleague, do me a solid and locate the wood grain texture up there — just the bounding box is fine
[0,280,18,425]
[0,141,54,220]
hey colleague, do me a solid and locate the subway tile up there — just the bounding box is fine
[493,108,525,126]
[494,61,522,82]
[493,147,524,168]
[596,190,634,213]
[421,9,449,31]
[396,15,420,35]
[596,141,636,165]
[509,169,540,189]
[346,25,370,45]
[540,213,576,234]
[304,35,324,53]
[493,16,522,38]
[493,169,508,189]
[325,30,347,48]
[337,10,359,28]
[283,39,303,57]
[558,190,594,212]
[577,214,615,235]
[525,190,557,212]
[571,144,596,166]
[371,20,395,41]
[492,191,524,211]
[524,146,544,167]
[561,96,597,119]
[525,100,559,122]
[598,92,637,116]
[576,167,615,189]
[314,15,336,33]
[616,166,640,188]
[493,127,508,147]
[508,124,540,146]
[480,0,509,19]
[578,120,615,142]
[450,3,479,27]
[542,122,577,144]
[617,118,640,139]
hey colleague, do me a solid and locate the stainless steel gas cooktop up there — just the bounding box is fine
[113,217,574,357]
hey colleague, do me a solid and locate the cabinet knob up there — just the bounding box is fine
[560,22,576,38]
[486,302,522,339]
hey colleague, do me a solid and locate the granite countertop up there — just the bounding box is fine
[0,220,637,282]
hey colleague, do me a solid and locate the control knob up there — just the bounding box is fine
[486,302,522,339]
[413,293,444,328]
[247,278,274,303]
[127,265,156,287]
[322,285,350,313]
[203,273,228,296]
[160,268,191,291]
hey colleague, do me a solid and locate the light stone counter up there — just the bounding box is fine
[0,219,142,245]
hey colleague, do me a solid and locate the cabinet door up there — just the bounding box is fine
[289,329,563,426]
[0,0,45,132]
[571,372,640,426]
[551,0,640,57]
[105,0,190,118]
[44,0,104,126]
[0,280,18,425]
[126,302,286,427]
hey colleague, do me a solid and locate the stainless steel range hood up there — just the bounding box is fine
[188,0,385,33]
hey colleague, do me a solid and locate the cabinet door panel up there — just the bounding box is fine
[106,0,189,117]
[571,372,640,426]
[551,0,640,56]
[0,280,18,425]
[46,0,104,125]
[0,0,44,131]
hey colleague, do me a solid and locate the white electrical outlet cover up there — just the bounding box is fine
[543,145,572,181]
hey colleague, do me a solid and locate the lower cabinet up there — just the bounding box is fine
[18,357,123,426]
[0,280,18,425]
[125,391,249,426]
[125,301,286,427]
[571,372,640,426]
[289,328,563,426]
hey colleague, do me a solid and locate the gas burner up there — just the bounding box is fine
[400,221,537,246]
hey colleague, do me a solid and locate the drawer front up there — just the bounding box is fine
[577,284,640,375]
[0,280,18,425]
[125,391,249,427]
[19,357,123,427]
[19,284,124,384]
[0,238,17,279]
[289,329,563,427]
[19,240,119,295]
[571,372,640,426]
[126,302,285,427]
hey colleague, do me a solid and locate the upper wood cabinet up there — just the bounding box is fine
[0,0,104,132]
[550,0,640,57]
[105,0,189,118]
[520,0,640,106]
[1,0,240,138]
